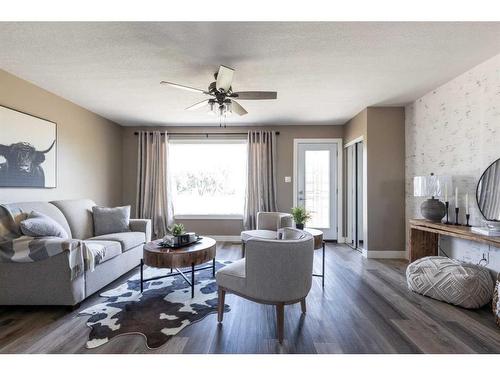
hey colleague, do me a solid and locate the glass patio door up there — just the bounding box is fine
[296,141,338,239]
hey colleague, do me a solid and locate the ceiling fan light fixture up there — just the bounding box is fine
[160,64,275,121]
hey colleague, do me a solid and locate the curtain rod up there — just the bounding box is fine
[133,131,280,136]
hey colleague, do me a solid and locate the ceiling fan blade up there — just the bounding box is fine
[230,100,248,116]
[160,81,207,94]
[216,65,234,92]
[233,91,277,100]
[185,99,210,111]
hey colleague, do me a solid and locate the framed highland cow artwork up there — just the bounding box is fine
[0,105,57,188]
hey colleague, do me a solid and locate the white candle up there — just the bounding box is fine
[455,187,459,208]
[444,184,448,202]
[465,193,469,214]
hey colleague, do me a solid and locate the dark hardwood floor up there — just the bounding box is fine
[0,242,499,354]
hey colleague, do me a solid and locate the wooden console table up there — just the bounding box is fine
[409,219,500,262]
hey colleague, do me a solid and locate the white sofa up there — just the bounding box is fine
[0,199,151,306]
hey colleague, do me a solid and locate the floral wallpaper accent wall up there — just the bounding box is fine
[405,53,500,272]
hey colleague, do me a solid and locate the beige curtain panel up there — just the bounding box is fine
[244,130,278,229]
[136,131,173,239]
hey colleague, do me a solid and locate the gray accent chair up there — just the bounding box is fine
[216,228,314,343]
[240,211,293,257]
[0,199,151,306]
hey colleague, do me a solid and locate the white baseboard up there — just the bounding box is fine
[208,235,241,242]
[361,249,408,259]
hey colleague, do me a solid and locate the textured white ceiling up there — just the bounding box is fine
[0,22,499,127]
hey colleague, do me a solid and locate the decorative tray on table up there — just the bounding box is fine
[158,235,203,249]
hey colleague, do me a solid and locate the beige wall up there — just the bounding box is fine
[0,69,123,206]
[122,125,343,236]
[342,107,405,256]
[365,107,405,253]
[343,108,367,145]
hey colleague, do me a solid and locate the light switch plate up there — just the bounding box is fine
[284,176,292,183]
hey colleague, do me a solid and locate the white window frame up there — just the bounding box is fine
[169,137,247,220]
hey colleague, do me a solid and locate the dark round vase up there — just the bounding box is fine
[420,198,446,222]
[295,223,304,229]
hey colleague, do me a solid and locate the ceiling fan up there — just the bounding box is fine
[160,65,277,119]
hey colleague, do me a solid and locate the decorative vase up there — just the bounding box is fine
[420,198,446,222]
[295,223,304,230]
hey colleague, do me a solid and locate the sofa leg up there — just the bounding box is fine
[300,298,306,314]
[217,288,226,323]
[276,303,284,344]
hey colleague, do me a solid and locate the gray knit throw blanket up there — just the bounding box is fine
[0,205,97,280]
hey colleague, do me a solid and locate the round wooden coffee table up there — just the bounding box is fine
[140,237,216,298]
[304,228,325,288]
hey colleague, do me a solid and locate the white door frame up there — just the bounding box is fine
[344,136,367,253]
[293,138,343,242]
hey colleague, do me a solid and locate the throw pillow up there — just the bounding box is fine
[20,211,69,238]
[92,205,131,236]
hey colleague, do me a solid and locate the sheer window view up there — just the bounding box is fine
[304,149,330,228]
[169,140,247,216]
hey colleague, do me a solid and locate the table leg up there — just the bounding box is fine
[212,258,216,278]
[140,259,144,293]
[242,241,246,258]
[410,228,438,262]
[191,263,195,298]
[322,242,325,288]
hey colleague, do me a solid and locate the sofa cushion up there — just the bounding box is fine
[2,201,72,237]
[406,256,494,309]
[92,205,131,236]
[20,211,69,239]
[216,258,246,294]
[83,240,122,265]
[241,229,277,242]
[88,232,146,252]
[51,199,96,240]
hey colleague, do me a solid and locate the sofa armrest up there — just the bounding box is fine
[129,219,152,242]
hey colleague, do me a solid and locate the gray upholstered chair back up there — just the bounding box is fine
[244,231,314,303]
[256,211,293,231]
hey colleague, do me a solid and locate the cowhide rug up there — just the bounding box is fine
[79,260,231,349]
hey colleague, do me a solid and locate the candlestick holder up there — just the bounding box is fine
[454,207,461,225]
[444,201,450,224]
[465,213,471,227]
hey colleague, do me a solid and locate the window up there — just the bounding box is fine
[169,139,247,217]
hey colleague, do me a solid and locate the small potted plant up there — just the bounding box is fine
[169,223,186,237]
[167,223,191,246]
[291,207,311,230]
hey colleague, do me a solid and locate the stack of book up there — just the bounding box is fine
[471,227,500,236]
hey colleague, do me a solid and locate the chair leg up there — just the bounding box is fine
[217,288,226,323]
[276,303,284,344]
[300,298,306,314]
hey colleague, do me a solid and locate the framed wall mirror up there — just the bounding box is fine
[476,158,500,224]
